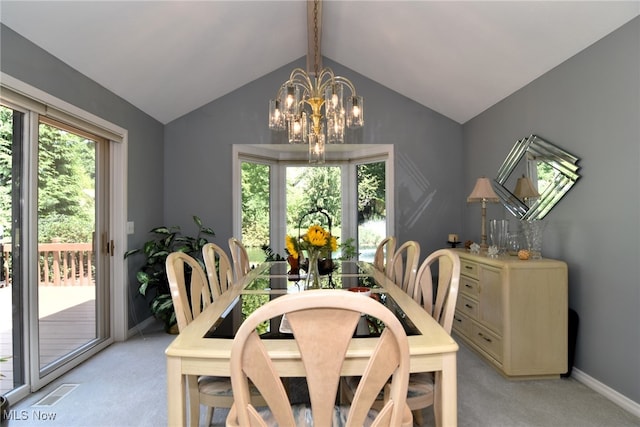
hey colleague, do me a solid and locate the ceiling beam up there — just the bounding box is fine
[306,0,323,74]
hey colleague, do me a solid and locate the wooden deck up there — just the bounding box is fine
[0,285,96,395]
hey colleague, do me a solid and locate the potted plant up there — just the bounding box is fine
[124,215,215,332]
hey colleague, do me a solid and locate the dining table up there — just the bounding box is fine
[165,260,459,426]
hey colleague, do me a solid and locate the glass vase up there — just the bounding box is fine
[306,250,321,289]
[489,219,509,255]
[522,220,546,259]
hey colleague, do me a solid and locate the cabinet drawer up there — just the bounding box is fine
[456,294,478,319]
[453,311,473,337]
[460,259,479,279]
[471,323,503,362]
[459,276,479,298]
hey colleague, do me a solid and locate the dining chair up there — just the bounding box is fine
[166,252,264,427]
[343,248,461,425]
[202,242,234,298]
[373,236,396,278]
[405,248,461,425]
[225,290,413,427]
[228,237,251,281]
[388,240,421,297]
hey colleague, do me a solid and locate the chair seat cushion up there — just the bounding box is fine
[198,376,233,396]
[198,376,260,397]
[344,372,434,401]
[407,372,434,399]
[254,404,378,426]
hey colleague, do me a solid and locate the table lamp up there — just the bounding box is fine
[514,174,540,204]
[467,177,500,249]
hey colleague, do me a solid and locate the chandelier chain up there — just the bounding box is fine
[313,0,320,77]
[268,0,363,163]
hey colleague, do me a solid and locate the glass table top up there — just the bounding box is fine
[204,261,419,340]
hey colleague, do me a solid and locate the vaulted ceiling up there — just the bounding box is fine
[1,1,638,125]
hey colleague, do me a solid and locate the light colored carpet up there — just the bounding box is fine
[8,322,640,426]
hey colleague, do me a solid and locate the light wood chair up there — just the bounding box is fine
[406,248,461,425]
[342,249,461,425]
[166,252,264,427]
[228,237,251,281]
[373,236,396,277]
[388,240,421,296]
[226,290,413,427]
[202,242,234,298]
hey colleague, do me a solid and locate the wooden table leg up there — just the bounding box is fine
[435,352,458,427]
[167,355,186,426]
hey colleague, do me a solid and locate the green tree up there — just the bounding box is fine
[0,106,14,235]
[358,162,386,221]
[285,166,342,245]
[37,122,95,242]
[240,162,270,246]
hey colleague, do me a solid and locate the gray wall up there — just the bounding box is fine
[3,14,639,407]
[462,17,640,403]
[164,57,463,257]
[0,24,165,328]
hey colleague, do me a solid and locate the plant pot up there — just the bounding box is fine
[1,395,9,426]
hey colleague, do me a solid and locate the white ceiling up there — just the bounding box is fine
[1,1,638,125]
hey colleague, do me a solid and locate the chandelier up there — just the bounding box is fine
[268,0,364,164]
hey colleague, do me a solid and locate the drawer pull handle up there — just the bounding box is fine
[465,304,473,309]
[478,332,492,343]
[454,316,461,322]
[465,284,473,288]
[465,266,473,270]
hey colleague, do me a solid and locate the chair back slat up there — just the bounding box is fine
[228,237,251,281]
[202,242,234,297]
[165,252,211,332]
[374,236,396,277]
[389,240,420,296]
[413,249,461,333]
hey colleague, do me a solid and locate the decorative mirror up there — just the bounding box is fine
[494,134,580,220]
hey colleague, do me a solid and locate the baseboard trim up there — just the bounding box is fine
[572,368,640,418]
[127,316,157,339]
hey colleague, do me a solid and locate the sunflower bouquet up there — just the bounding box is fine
[286,224,337,260]
[286,225,338,283]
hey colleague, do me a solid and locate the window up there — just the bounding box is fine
[233,145,393,263]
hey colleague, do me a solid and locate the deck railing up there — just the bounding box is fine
[1,242,95,286]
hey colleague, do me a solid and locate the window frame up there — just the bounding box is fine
[232,144,394,258]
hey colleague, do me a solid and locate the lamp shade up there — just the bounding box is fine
[514,175,540,200]
[467,177,499,202]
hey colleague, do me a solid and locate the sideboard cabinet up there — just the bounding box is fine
[452,250,568,378]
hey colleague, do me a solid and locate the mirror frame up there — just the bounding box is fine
[494,134,580,220]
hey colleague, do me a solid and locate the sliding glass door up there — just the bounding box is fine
[0,104,25,395]
[35,118,110,382]
[0,103,112,397]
